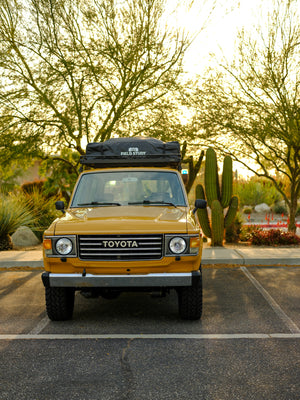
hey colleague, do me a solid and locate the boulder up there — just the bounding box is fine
[11,226,40,247]
[254,203,271,213]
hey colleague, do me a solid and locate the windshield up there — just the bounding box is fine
[71,171,187,207]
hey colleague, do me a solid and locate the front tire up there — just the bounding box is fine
[45,287,75,321]
[178,274,202,320]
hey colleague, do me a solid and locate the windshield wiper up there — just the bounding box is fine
[77,202,121,206]
[128,200,177,208]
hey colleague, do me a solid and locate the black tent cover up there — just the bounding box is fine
[80,137,181,170]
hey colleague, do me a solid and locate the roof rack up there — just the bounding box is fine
[80,137,181,170]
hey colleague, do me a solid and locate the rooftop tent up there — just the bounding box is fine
[80,137,181,170]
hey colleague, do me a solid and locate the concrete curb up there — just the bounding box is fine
[202,247,300,267]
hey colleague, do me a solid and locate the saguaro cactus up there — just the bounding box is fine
[196,148,238,246]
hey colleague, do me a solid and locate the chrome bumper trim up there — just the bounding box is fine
[43,272,199,288]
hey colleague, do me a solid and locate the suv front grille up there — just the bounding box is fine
[78,235,163,261]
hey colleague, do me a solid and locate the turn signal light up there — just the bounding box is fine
[43,238,52,250]
[190,237,200,248]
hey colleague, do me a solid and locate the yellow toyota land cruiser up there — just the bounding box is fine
[42,138,206,321]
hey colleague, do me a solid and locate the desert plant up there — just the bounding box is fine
[23,189,60,240]
[273,203,288,215]
[225,213,243,243]
[236,178,282,207]
[251,229,300,246]
[239,225,262,242]
[21,179,46,195]
[0,193,36,250]
[196,148,238,246]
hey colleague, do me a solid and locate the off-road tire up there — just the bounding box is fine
[178,274,202,320]
[45,287,75,321]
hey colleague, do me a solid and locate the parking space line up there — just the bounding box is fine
[0,333,300,340]
[240,266,300,333]
[28,316,50,335]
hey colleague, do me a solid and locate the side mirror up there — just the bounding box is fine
[193,199,207,214]
[55,201,66,214]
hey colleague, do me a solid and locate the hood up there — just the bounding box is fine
[53,206,193,235]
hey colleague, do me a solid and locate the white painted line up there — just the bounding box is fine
[28,316,50,335]
[240,266,300,334]
[0,333,300,340]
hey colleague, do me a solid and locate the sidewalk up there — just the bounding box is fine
[0,246,300,269]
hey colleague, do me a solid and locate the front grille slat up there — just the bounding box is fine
[79,237,162,241]
[80,247,162,251]
[78,235,163,261]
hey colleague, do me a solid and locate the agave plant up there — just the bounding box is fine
[23,188,60,241]
[0,193,36,250]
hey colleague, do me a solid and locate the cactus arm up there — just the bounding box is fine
[221,156,233,208]
[205,148,220,207]
[224,196,239,229]
[211,200,224,246]
[196,184,212,238]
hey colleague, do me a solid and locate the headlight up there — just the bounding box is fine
[169,237,186,254]
[55,238,73,255]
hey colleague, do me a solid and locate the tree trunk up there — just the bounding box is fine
[288,192,298,233]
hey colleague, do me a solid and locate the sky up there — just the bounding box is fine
[168,0,275,74]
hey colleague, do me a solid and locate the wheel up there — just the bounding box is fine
[45,287,75,321]
[178,274,202,320]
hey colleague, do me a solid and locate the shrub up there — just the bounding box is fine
[250,229,300,246]
[243,207,252,214]
[39,149,80,203]
[273,203,288,215]
[23,189,60,240]
[21,179,46,194]
[239,225,262,242]
[0,193,37,250]
[236,177,282,207]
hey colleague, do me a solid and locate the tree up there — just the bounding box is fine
[192,0,300,232]
[0,0,191,171]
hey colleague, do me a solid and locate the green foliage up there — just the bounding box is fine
[225,213,243,243]
[236,178,282,207]
[0,192,36,250]
[196,148,238,246]
[39,149,80,203]
[0,0,191,174]
[243,207,252,214]
[193,0,300,232]
[221,156,233,208]
[273,203,288,215]
[211,199,224,246]
[239,225,262,242]
[181,144,204,194]
[23,189,60,240]
[204,148,220,207]
[0,189,60,249]
[21,179,46,195]
[224,196,239,229]
[250,229,300,246]
[0,162,31,194]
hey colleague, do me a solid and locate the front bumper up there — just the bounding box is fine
[42,271,201,288]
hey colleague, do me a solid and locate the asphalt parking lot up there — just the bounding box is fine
[0,267,299,400]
